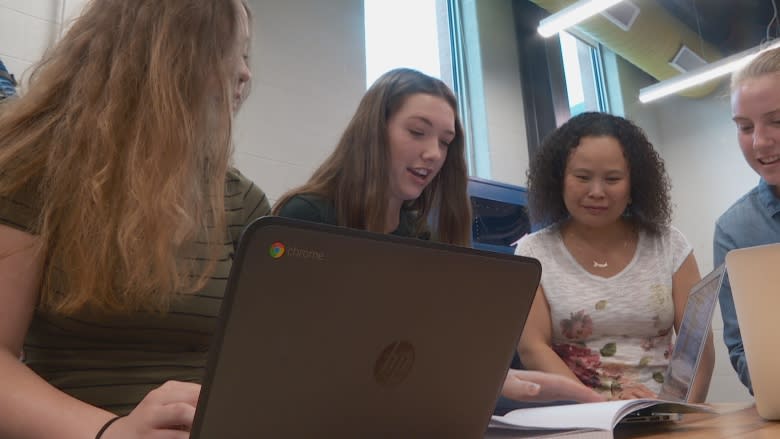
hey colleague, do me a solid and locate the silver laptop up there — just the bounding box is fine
[621,264,724,423]
[726,243,780,420]
[190,216,542,438]
[657,263,724,401]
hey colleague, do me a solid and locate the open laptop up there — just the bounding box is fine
[657,263,725,401]
[725,243,780,420]
[190,216,542,438]
[621,264,725,423]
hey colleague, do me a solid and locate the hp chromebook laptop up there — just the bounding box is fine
[191,216,542,438]
[725,243,780,420]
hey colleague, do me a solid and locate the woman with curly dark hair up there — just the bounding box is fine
[515,112,714,402]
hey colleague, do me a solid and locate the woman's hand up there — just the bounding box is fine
[501,369,606,403]
[103,381,201,439]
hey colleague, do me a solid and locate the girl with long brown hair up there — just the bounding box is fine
[0,0,269,437]
[273,68,472,246]
[272,68,605,406]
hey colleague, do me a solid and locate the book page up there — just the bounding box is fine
[492,399,716,431]
[493,401,653,431]
[485,427,613,438]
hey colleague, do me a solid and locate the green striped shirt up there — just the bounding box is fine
[0,168,270,415]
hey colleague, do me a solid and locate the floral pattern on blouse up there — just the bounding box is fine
[561,310,593,340]
[514,223,690,399]
[554,307,673,399]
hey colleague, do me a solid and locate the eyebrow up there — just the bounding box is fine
[569,167,626,174]
[409,116,456,137]
[733,109,780,122]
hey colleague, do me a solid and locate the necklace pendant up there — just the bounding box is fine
[593,260,608,268]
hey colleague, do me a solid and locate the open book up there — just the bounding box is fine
[487,399,717,437]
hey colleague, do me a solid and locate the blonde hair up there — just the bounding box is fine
[0,0,250,314]
[273,68,472,246]
[731,46,780,90]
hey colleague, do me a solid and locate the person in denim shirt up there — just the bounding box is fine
[0,58,16,99]
[716,47,780,394]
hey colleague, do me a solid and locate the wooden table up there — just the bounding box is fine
[614,403,780,438]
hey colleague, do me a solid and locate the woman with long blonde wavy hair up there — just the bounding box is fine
[0,0,270,437]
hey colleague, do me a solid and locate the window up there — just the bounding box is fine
[560,31,609,115]
[363,0,448,88]
[364,0,480,171]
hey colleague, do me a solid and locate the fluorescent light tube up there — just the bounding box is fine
[639,39,780,103]
[538,0,625,38]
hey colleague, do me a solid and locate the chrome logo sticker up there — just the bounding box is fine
[269,241,286,259]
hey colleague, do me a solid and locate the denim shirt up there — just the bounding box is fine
[0,59,16,99]
[714,179,780,394]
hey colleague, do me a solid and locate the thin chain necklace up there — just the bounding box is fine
[563,226,635,270]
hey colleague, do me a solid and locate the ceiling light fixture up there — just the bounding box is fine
[537,0,625,38]
[639,39,780,103]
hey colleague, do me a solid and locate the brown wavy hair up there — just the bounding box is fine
[273,68,472,246]
[0,0,250,314]
[527,112,672,234]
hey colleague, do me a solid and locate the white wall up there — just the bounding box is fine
[0,0,63,81]
[234,0,366,204]
[616,59,757,403]
[0,0,89,82]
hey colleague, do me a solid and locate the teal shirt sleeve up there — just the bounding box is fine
[276,194,337,225]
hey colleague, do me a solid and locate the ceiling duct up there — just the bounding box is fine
[529,0,723,98]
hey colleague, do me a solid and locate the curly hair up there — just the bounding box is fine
[526,112,671,234]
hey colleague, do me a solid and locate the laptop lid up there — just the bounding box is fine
[657,264,725,402]
[725,243,780,420]
[191,216,541,438]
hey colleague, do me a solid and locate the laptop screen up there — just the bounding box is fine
[658,264,725,401]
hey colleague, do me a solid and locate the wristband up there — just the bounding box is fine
[95,415,124,439]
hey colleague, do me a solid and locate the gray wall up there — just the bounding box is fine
[0,0,67,79]
[235,0,366,204]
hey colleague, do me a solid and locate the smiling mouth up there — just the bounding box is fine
[584,206,608,212]
[408,168,431,179]
[758,155,780,165]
